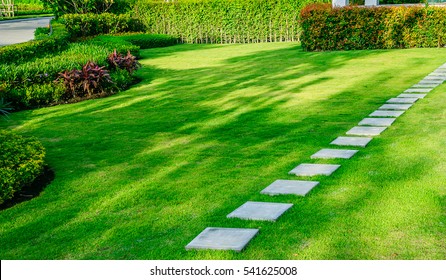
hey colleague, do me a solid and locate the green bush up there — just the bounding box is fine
[5,83,65,109]
[0,43,119,109]
[0,130,46,205]
[41,0,134,17]
[300,4,446,51]
[0,40,142,110]
[86,36,141,56]
[137,0,327,44]
[0,21,70,65]
[94,33,178,50]
[62,13,144,38]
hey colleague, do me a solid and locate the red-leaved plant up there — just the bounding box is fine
[107,49,141,74]
[58,61,113,99]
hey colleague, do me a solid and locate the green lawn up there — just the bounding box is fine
[1,42,446,259]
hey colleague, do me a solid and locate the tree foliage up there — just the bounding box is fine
[41,0,134,16]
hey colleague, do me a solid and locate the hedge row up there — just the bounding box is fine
[137,0,328,44]
[300,4,446,51]
[62,13,144,38]
[0,22,70,64]
[0,130,46,205]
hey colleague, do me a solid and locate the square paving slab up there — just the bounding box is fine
[261,180,319,196]
[289,163,340,176]
[379,104,413,110]
[387,97,418,104]
[429,72,446,76]
[369,110,404,117]
[227,201,293,221]
[359,118,396,127]
[397,93,426,99]
[330,136,372,147]
[412,83,438,88]
[310,148,358,159]
[421,77,444,82]
[403,88,431,93]
[346,126,387,136]
[185,227,259,252]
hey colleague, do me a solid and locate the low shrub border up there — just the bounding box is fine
[62,13,144,38]
[0,21,70,64]
[300,4,446,51]
[0,130,46,205]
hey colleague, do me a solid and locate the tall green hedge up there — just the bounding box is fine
[137,0,329,44]
[300,4,446,51]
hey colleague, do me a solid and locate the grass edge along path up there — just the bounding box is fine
[0,43,445,259]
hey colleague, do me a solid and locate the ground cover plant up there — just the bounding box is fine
[0,43,445,259]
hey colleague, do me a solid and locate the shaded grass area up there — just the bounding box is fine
[0,43,445,259]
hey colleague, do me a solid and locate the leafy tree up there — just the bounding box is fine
[41,0,134,17]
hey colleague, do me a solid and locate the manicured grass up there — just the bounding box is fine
[1,43,446,259]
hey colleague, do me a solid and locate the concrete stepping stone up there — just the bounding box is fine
[346,126,387,136]
[397,93,426,99]
[412,83,437,88]
[403,88,431,93]
[330,136,372,147]
[261,179,319,196]
[387,97,418,104]
[310,148,358,159]
[289,163,340,176]
[421,77,444,81]
[359,118,396,127]
[369,110,404,117]
[185,227,259,252]
[429,72,446,77]
[379,103,413,110]
[227,201,293,221]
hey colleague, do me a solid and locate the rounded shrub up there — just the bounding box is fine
[0,130,46,205]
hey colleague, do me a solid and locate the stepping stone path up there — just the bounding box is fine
[330,136,372,147]
[186,62,446,252]
[346,126,387,136]
[186,227,259,252]
[311,148,358,159]
[227,201,293,221]
[358,118,396,127]
[369,110,404,117]
[261,180,319,196]
[289,163,341,176]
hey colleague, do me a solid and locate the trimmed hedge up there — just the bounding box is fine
[62,13,144,38]
[300,4,446,51]
[137,0,326,44]
[0,21,70,64]
[0,130,46,205]
[93,33,179,50]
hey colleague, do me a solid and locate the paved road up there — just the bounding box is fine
[0,17,53,46]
